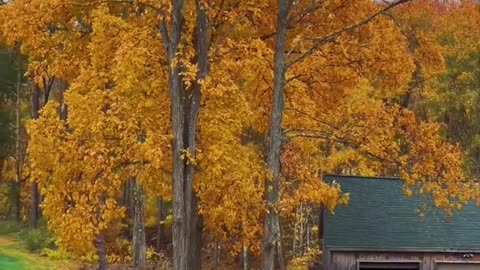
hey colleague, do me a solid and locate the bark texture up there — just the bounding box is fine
[132,178,146,270]
[164,1,188,268]
[262,1,291,270]
[96,232,107,270]
[242,242,248,270]
[96,194,108,270]
[58,79,68,121]
[160,1,209,269]
[187,193,203,268]
[15,63,22,222]
[184,1,209,269]
[156,197,165,252]
[30,81,41,228]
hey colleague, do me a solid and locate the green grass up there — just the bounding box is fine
[0,252,22,270]
[0,236,64,270]
[0,222,78,270]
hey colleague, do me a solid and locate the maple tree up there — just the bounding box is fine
[255,0,479,268]
[1,1,268,268]
[259,0,413,268]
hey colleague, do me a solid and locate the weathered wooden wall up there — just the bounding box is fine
[329,252,356,270]
[327,250,480,270]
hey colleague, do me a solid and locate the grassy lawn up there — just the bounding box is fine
[0,237,23,269]
[0,222,78,270]
[0,235,76,270]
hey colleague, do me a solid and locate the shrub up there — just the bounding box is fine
[106,238,158,264]
[40,248,74,261]
[153,252,173,270]
[19,228,55,252]
[288,248,322,270]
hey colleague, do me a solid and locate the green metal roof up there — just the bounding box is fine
[324,174,480,251]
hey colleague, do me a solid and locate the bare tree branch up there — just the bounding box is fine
[287,0,412,68]
[287,0,325,25]
[285,107,339,130]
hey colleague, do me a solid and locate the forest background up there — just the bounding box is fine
[0,0,479,269]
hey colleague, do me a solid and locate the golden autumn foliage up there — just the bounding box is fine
[394,1,480,177]
[0,0,478,266]
[1,0,269,256]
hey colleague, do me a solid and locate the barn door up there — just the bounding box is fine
[358,262,420,270]
[437,263,480,270]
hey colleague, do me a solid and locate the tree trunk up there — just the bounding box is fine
[96,194,108,270]
[30,81,41,228]
[293,206,298,256]
[242,242,248,270]
[96,231,107,270]
[187,193,202,269]
[183,1,209,269]
[305,207,310,252]
[156,197,165,252]
[15,64,22,223]
[276,235,285,270]
[15,183,21,222]
[58,79,68,121]
[262,1,291,270]
[299,203,304,255]
[160,1,209,268]
[132,178,146,270]
[212,240,221,270]
[165,1,188,269]
[125,180,134,220]
[161,1,209,269]
[318,205,324,249]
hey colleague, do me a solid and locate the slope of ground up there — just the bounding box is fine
[0,235,76,270]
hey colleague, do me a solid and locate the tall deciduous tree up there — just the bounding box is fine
[156,0,211,268]
[2,1,266,267]
[263,1,291,269]
[262,1,412,268]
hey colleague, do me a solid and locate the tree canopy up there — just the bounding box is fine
[0,0,478,269]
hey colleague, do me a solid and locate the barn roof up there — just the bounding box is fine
[323,174,480,251]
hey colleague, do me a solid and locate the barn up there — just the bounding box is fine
[322,174,480,270]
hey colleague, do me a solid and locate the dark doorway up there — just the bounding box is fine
[359,262,420,270]
[361,268,419,270]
